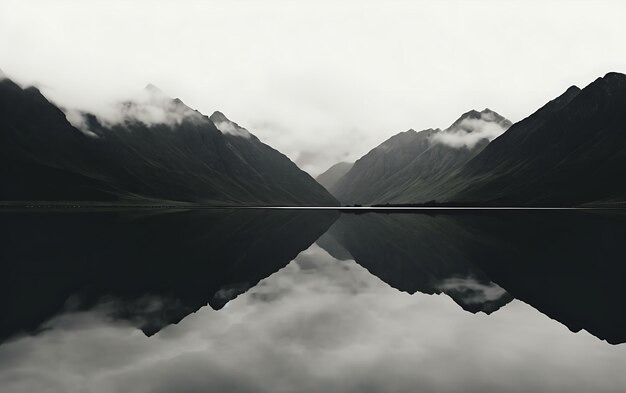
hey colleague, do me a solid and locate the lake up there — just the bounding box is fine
[1,208,625,392]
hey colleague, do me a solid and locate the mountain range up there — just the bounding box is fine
[4,71,626,206]
[322,72,626,206]
[325,109,511,204]
[0,75,337,206]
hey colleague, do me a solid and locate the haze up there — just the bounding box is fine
[1,0,626,175]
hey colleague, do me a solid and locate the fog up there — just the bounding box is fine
[2,0,626,174]
[433,115,511,148]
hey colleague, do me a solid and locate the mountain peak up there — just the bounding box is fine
[590,71,626,95]
[144,83,163,93]
[432,108,512,149]
[603,71,626,81]
[209,111,230,123]
[209,111,251,138]
[460,109,482,119]
[447,108,510,131]
[141,83,177,103]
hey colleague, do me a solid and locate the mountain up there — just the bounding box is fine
[338,72,626,206]
[0,76,337,206]
[315,162,353,190]
[329,109,510,205]
[443,72,626,205]
[329,128,437,204]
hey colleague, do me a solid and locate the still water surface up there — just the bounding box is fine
[1,209,625,392]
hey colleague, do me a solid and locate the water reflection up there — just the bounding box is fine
[319,210,626,343]
[0,208,337,340]
[317,213,514,314]
[1,209,626,392]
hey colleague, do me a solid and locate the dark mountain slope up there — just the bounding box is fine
[329,128,438,204]
[0,77,337,205]
[449,72,626,205]
[373,109,511,203]
[210,111,336,205]
[0,78,116,201]
[329,109,510,205]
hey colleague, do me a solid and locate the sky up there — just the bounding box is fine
[2,0,626,175]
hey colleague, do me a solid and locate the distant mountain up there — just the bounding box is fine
[444,72,626,205]
[316,162,353,190]
[0,76,337,206]
[329,109,510,205]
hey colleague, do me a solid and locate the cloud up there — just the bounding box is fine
[432,115,511,149]
[3,1,626,175]
[56,84,211,138]
[106,87,203,126]
[63,109,100,138]
[212,120,252,138]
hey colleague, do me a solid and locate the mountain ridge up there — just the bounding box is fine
[0,76,337,206]
[329,109,511,205]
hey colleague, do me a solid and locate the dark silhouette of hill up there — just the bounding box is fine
[448,73,626,205]
[329,109,510,205]
[0,77,337,206]
[329,72,626,206]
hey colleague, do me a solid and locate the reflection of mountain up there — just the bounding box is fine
[317,213,513,314]
[319,211,626,344]
[3,208,625,345]
[449,211,626,344]
[0,209,337,342]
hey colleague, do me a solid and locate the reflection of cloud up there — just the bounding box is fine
[0,244,625,393]
[213,284,250,303]
[437,276,509,304]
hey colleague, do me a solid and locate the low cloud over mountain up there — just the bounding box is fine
[432,109,512,148]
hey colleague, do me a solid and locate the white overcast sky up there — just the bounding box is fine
[2,0,626,175]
